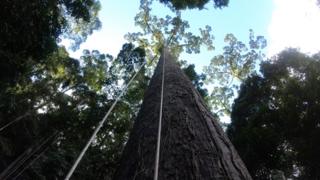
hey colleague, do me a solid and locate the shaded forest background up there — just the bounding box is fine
[0,0,319,179]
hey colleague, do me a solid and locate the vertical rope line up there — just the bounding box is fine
[64,56,153,180]
[154,48,165,180]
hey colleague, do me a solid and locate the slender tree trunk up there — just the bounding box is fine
[113,49,252,180]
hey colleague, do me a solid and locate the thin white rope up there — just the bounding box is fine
[0,131,58,179]
[153,48,165,180]
[0,113,30,132]
[64,57,152,180]
[0,87,74,132]
[12,135,59,180]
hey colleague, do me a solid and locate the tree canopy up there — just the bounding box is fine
[204,31,266,116]
[227,49,320,179]
[0,0,101,84]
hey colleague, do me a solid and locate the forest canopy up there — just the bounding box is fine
[228,49,320,179]
[1,0,319,179]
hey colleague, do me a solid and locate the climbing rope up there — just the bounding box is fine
[0,131,59,179]
[12,134,59,180]
[64,54,157,180]
[0,87,75,132]
[153,48,165,180]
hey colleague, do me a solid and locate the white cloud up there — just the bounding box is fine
[268,0,320,56]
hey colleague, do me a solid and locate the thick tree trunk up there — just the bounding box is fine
[113,49,252,180]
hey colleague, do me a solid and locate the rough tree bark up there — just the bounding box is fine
[113,49,252,180]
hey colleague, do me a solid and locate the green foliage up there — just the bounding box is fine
[0,42,149,179]
[159,0,229,10]
[0,0,101,81]
[126,0,215,60]
[62,0,102,50]
[227,49,320,179]
[204,30,266,116]
[179,61,208,99]
[81,49,110,91]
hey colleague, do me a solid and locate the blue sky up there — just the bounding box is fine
[66,0,320,72]
[67,0,273,70]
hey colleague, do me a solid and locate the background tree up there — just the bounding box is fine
[204,31,266,116]
[0,0,103,178]
[0,41,152,179]
[0,0,101,86]
[227,49,320,179]
[181,62,208,99]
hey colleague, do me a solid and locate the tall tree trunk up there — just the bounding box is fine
[113,49,252,180]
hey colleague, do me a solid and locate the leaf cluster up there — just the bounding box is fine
[204,31,266,116]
